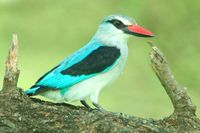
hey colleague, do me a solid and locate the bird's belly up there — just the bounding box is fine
[63,63,123,102]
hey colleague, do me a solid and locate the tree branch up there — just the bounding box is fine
[2,34,20,92]
[0,36,200,133]
[149,42,196,115]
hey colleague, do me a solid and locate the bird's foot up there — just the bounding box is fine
[80,100,93,110]
[92,102,106,112]
[80,100,106,112]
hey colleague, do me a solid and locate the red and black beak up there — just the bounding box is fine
[123,24,154,37]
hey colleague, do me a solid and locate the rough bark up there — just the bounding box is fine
[149,42,196,115]
[2,34,20,93]
[0,35,200,133]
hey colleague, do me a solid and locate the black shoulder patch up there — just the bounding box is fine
[61,46,120,76]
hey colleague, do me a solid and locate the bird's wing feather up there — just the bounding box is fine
[32,42,121,92]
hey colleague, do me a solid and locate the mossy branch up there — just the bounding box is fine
[0,36,199,133]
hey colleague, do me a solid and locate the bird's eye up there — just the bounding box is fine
[107,19,126,29]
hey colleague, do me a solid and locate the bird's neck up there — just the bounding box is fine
[92,32,130,47]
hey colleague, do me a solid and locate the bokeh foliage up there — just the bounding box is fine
[0,0,199,118]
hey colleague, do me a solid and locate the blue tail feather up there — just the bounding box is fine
[25,86,40,96]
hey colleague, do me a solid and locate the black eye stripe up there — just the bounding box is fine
[107,19,127,29]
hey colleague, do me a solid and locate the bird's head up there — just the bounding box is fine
[94,14,154,44]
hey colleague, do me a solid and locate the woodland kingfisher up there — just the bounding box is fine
[25,14,154,111]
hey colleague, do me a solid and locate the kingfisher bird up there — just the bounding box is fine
[25,14,154,111]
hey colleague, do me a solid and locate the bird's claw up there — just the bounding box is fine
[92,102,106,112]
[80,100,106,112]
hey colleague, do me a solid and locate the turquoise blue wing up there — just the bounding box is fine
[25,42,121,95]
[36,42,101,88]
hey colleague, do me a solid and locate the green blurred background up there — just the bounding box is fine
[0,0,200,118]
